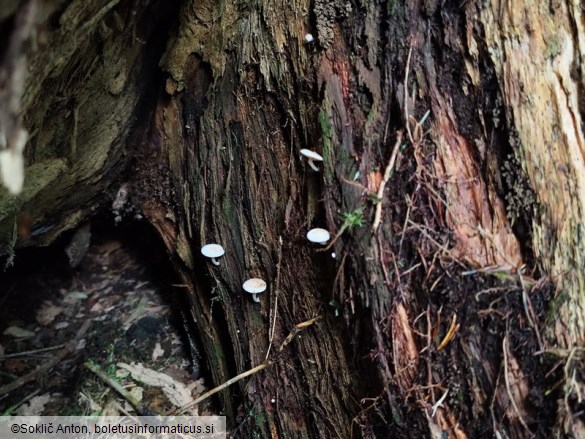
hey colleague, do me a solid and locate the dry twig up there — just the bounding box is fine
[0,320,91,397]
[265,235,283,360]
[372,132,404,232]
[404,46,414,145]
[83,360,142,410]
[174,316,323,414]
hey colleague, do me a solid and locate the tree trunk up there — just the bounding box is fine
[2,0,584,437]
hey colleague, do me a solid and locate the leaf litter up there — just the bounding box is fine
[0,232,211,417]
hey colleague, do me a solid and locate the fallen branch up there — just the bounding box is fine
[83,360,142,410]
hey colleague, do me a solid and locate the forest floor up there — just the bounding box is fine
[0,223,211,417]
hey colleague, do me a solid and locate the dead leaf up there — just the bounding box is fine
[3,326,35,338]
[78,392,102,412]
[36,301,62,326]
[117,362,194,408]
[129,386,144,403]
[15,393,52,416]
[63,291,88,304]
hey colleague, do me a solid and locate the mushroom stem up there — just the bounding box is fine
[252,293,260,303]
[211,258,220,266]
[307,159,319,172]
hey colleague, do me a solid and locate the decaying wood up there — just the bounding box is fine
[1,0,175,246]
[2,0,585,437]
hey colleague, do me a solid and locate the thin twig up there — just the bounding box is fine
[1,388,40,416]
[175,316,323,414]
[404,45,414,145]
[373,132,404,232]
[317,223,348,252]
[518,269,544,351]
[178,363,269,415]
[84,360,142,409]
[430,389,449,417]
[332,250,348,300]
[398,186,419,258]
[0,320,91,397]
[265,236,284,361]
[0,343,67,359]
[377,234,392,286]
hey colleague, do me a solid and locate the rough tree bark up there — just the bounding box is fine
[1,0,584,438]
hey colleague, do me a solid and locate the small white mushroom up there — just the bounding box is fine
[201,244,225,266]
[304,33,314,43]
[307,228,330,245]
[300,149,324,172]
[242,278,267,303]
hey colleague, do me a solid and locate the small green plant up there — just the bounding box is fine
[318,207,365,251]
[106,344,118,377]
[341,207,364,229]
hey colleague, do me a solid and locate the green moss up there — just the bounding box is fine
[253,410,267,430]
[0,159,68,213]
[546,34,560,59]
[0,158,68,240]
[209,338,227,375]
[387,0,396,14]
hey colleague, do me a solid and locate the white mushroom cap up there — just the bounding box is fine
[307,228,330,245]
[243,278,267,293]
[243,278,267,303]
[300,149,323,161]
[201,244,225,265]
[300,149,324,172]
[304,33,314,43]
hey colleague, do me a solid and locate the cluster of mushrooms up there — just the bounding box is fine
[200,148,329,303]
